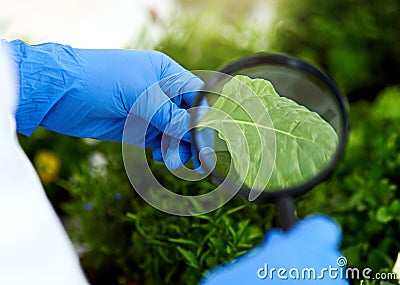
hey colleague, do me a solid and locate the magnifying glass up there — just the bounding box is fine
[191,54,349,230]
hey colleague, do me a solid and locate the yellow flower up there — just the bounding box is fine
[34,150,61,184]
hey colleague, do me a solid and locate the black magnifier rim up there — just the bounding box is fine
[191,53,349,202]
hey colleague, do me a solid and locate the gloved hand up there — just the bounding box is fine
[200,214,349,284]
[6,39,204,170]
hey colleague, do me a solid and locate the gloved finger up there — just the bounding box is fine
[151,134,164,163]
[144,126,162,147]
[159,135,192,170]
[191,99,215,174]
[156,52,204,108]
[154,97,213,173]
[130,84,192,143]
[123,114,162,147]
[152,147,164,163]
[159,72,204,109]
[262,228,283,244]
[287,214,342,248]
[155,139,210,173]
[152,136,192,167]
[191,129,215,175]
[178,141,192,166]
[191,144,203,174]
[151,104,192,143]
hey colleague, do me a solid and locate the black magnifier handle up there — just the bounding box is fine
[274,196,297,230]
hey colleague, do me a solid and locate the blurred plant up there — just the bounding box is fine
[269,0,400,101]
[150,1,272,71]
[34,149,61,184]
[373,86,400,121]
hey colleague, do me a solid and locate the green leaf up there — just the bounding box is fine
[157,247,175,263]
[176,246,199,268]
[373,85,400,120]
[167,238,198,247]
[199,75,338,191]
[225,204,247,215]
[377,206,394,224]
[198,227,217,252]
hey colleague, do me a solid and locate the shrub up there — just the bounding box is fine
[269,0,400,102]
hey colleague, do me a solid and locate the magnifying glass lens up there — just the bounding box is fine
[193,55,347,200]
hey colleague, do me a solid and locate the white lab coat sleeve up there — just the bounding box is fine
[0,43,90,285]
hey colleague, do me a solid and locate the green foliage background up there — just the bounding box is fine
[19,1,400,284]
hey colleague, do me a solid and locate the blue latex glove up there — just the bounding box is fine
[200,214,349,284]
[5,39,204,170]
